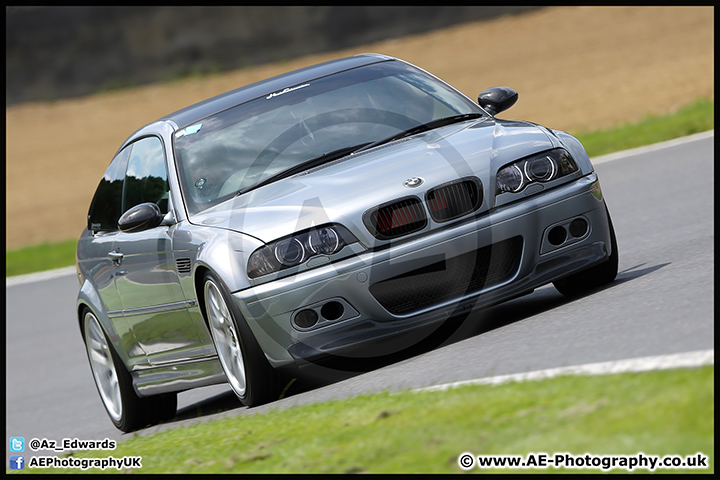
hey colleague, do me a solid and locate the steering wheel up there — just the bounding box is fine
[253,108,417,166]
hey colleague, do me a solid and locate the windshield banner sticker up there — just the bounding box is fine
[266,84,310,100]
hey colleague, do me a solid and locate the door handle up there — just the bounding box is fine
[108,251,124,265]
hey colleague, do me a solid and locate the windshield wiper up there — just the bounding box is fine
[354,113,486,154]
[236,142,371,196]
[235,114,484,196]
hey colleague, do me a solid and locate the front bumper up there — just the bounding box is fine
[233,173,611,367]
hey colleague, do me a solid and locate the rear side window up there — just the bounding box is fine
[122,136,169,214]
[88,147,130,232]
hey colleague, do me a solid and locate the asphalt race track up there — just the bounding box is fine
[5,132,714,462]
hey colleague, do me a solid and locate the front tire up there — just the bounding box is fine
[203,273,276,406]
[83,309,176,432]
[553,206,619,297]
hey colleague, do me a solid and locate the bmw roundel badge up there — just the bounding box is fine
[403,177,424,188]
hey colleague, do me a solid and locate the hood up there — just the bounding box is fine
[189,118,555,246]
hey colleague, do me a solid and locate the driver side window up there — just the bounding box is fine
[122,136,170,214]
[87,146,130,233]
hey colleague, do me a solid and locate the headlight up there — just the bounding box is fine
[496,148,578,195]
[274,237,305,266]
[495,164,524,193]
[247,224,358,278]
[308,226,340,255]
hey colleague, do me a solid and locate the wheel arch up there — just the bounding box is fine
[76,280,118,344]
[76,279,142,372]
[193,264,213,331]
[190,233,259,329]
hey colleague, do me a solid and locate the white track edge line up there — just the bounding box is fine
[414,349,714,393]
[6,266,77,287]
[590,129,713,165]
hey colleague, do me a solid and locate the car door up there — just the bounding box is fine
[81,146,148,368]
[112,135,209,365]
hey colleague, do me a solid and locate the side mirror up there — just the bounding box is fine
[118,202,164,233]
[478,87,518,116]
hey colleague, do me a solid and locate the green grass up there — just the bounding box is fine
[5,239,77,277]
[575,97,714,158]
[5,97,713,277]
[14,366,713,474]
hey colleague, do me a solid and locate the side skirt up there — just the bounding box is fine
[132,356,226,396]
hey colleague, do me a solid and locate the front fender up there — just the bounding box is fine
[190,227,267,351]
[549,129,594,177]
[192,227,265,294]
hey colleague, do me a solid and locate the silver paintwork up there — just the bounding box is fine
[131,358,225,396]
[76,54,615,401]
[235,172,610,365]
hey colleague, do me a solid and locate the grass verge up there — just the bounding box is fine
[15,366,713,474]
[5,239,78,278]
[5,97,713,277]
[575,97,713,158]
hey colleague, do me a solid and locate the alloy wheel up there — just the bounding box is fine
[205,280,247,397]
[84,312,122,422]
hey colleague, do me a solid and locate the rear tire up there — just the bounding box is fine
[553,206,619,297]
[83,309,176,432]
[203,273,276,406]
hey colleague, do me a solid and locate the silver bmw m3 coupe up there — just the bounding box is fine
[76,53,618,431]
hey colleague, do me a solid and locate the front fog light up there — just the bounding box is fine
[294,309,319,328]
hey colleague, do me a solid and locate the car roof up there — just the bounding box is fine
[158,53,394,129]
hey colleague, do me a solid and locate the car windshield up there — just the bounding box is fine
[173,60,483,214]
